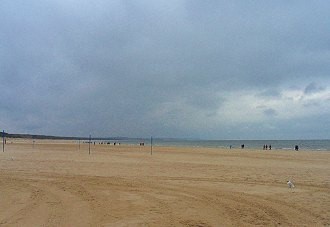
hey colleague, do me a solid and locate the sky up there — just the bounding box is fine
[1,1,330,140]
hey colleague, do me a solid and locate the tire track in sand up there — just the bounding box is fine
[1,172,327,226]
[0,175,63,226]
[138,176,325,226]
[0,174,93,226]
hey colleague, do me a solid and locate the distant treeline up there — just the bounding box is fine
[0,132,130,141]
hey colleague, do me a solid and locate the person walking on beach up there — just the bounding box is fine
[269,145,271,150]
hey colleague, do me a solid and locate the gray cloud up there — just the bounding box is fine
[263,108,278,117]
[304,82,325,94]
[1,0,330,139]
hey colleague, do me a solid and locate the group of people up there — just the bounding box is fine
[263,144,272,150]
[230,144,301,151]
[263,144,299,150]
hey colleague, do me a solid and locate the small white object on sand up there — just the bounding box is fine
[287,180,295,188]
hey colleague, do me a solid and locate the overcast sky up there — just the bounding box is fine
[1,1,330,139]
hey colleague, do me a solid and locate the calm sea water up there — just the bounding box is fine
[111,139,330,151]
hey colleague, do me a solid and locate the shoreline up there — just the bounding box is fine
[3,137,330,152]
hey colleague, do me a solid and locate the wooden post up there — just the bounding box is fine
[2,130,4,152]
[151,136,153,156]
[89,135,91,155]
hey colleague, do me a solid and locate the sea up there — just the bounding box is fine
[107,138,330,151]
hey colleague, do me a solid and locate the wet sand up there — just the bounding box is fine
[0,139,329,226]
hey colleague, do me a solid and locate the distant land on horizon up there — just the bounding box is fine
[0,132,132,141]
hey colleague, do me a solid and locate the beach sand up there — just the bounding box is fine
[0,139,329,226]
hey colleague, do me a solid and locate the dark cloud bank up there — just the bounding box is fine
[1,1,330,139]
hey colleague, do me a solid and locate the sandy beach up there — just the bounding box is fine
[0,139,329,226]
